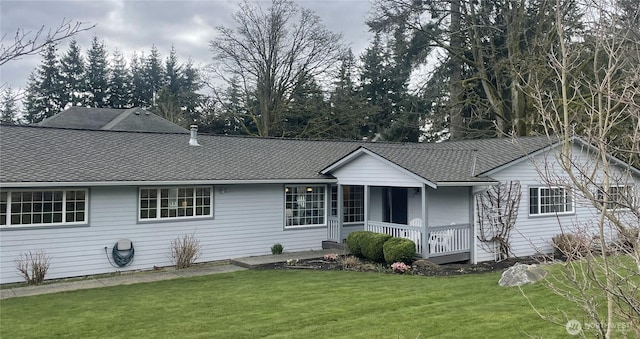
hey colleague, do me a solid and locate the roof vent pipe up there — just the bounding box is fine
[189,125,200,146]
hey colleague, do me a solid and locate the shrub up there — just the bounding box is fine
[391,262,411,274]
[620,227,640,251]
[552,233,589,259]
[15,250,51,285]
[346,231,372,257]
[383,237,417,264]
[339,255,361,268]
[271,243,284,254]
[170,234,201,269]
[361,233,392,262]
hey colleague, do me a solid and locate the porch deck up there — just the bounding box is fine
[328,218,472,264]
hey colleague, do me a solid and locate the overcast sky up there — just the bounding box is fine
[0,0,374,93]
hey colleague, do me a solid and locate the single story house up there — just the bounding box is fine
[0,123,638,284]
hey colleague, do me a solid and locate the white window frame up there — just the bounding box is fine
[138,186,213,221]
[284,185,327,228]
[0,188,88,228]
[598,185,633,210]
[529,186,574,216]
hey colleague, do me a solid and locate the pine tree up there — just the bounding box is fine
[144,45,164,105]
[59,39,86,108]
[23,43,65,123]
[130,52,147,107]
[86,36,109,107]
[0,87,20,124]
[329,50,371,140]
[107,49,131,108]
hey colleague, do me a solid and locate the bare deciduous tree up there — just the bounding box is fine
[0,18,94,66]
[209,0,343,136]
[525,1,640,337]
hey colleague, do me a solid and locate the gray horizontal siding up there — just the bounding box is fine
[1,184,326,284]
[474,144,638,263]
[333,153,423,187]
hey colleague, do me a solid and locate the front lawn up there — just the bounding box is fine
[1,270,572,338]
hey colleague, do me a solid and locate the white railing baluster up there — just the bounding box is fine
[364,221,423,255]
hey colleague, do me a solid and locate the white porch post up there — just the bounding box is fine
[421,184,429,259]
[364,185,370,232]
[337,184,343,241]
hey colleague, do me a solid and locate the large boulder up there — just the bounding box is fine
[498,263,547,287]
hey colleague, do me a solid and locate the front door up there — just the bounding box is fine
[383,187,408,225]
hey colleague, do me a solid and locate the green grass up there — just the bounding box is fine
[0,270,573,338]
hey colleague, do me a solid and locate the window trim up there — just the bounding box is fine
[0,188,89,228]
[529,186,574,217]
[138,186,214,222]
[284,184,328,229]
[342,185,364,224]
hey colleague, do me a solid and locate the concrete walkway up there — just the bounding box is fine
[0,249,341,300]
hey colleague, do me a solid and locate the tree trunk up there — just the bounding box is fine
[448,0,465,140]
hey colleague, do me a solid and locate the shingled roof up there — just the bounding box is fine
[0,124,558,186]
[36,107,189,133]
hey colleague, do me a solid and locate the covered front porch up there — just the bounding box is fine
[326,185,473,264]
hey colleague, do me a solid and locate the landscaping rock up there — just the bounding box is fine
[412,259,442,270]
[498,263,547,287]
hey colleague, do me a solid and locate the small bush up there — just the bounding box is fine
[391,262,411,274]
[271,243,284,254]
[346,231,372,257]
[552,233,588,259]
[15,250,51,285]
[339,255,361,268]
[171,234,201,269]
[361,233,392,262]
[620,227,640,251]
[383,237,417,264]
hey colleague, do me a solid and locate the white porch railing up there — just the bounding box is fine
[428,224,471,256]
[365,221,423,254]
[327,217,341,242]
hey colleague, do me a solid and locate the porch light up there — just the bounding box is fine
[306,187,313,192]
[285,187,289,193]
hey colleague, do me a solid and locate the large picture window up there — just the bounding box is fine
[285,185,326,227]
[139,186,212,220]
[529,187,573,215]
[0,189,87,227]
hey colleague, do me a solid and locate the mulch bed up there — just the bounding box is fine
[263,256,545,277]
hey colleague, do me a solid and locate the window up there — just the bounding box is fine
[0,189,87,227]
[285,185,326,227]
[529,187,573,215]
[343,185,364,223]
[139,186,212,220]
[598,185,633,210]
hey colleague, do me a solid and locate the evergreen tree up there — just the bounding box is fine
[59,39,86,108]
[107,49,131,108]
[23,43,65,123]
[86,36,110,107]
[329,50,371,140]
[281,73,330,138]
[130,52,147,107]
[0,87,20,124]
[144,45,164,105]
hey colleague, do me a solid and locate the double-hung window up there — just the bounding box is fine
[285,185,326,227]
[0,189,88,227]
[529,186,573,216]
[598,185,633,210]
[139,186,212,220]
